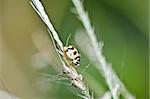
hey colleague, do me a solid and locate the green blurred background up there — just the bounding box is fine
[0,0,149,99]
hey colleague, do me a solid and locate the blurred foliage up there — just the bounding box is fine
[0,0,148,99]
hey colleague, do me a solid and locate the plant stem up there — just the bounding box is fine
[72,0,135,99]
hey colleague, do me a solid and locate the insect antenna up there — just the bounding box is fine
[66,33,72,46]
[81,63,90,74]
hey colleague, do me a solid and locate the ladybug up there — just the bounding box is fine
[63,45,80,67]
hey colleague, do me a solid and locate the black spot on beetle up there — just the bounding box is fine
[73,51,77,55]
[74,61,79,65]
[65,48,69,52]
[75,56,80,60]
[77,58,80,61]
[71,47,74,50]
